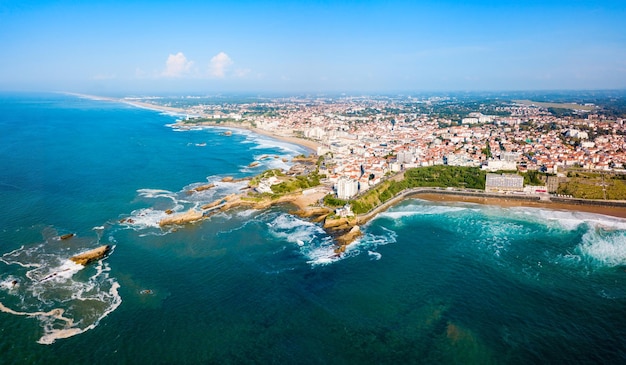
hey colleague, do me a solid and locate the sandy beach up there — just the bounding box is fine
[248,127,321,154]
[73,93,322,154]
[416,193,626,219]
[123,100,188,115]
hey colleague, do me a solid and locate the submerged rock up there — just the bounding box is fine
[69,245,111,266]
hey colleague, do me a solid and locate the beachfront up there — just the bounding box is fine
[79,93,626,230]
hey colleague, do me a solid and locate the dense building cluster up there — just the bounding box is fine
[166,95,626,198]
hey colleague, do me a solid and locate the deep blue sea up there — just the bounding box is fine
[2,93,626,364]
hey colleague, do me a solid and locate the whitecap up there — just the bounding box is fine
[265,213,339,265]
[267,213,326,245]
[137,188,177,200]
[576,228,626,267]
[236,209,258,219]
[0,242,121,345]
[377,204,468,221]
[368,251,382,260]
[30,260,85,283]
[0,276,21,291]
[123,208,170,230]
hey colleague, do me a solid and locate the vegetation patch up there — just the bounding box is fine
[558,172,626,199]
[350,166,487,214]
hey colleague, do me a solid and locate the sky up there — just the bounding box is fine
[0,0,625,94]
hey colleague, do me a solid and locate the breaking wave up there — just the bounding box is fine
[265,213,339,266]
[576,228,626,267]
[124,178,250,233]
[263,211,399,266]
[373,199,626,275]
[0,232,120,344]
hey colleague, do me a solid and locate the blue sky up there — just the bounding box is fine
[1,0,625,93]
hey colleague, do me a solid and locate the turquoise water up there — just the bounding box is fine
[1,94,626,364]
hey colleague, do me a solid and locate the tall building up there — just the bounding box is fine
[336,177,359,200]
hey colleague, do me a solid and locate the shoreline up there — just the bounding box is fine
[356,189,626,225]
[73,93,626,240]
[416,193,626,219]
[173,120,321,155]
[69,93,321,155]
[247,126,321,155]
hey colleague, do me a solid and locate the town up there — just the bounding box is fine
[152,92,626,201]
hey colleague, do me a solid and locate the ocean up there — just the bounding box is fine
[1,93,626,364]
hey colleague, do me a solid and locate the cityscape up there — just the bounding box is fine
[145,91,626,200]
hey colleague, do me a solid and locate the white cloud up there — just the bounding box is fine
[209,52,233,78]
[162,52,194,77]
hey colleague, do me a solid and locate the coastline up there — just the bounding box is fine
[356,188,626,225]
[247,126,321,154]
[416,193,626,219]
[68,93,322,155]
[174,120,321,155]
[132,101,321,154]
[71,93,626,230]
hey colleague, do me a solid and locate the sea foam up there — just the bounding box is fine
[265,213,339,266]
[0,240,121,345]
[577,228,626,267]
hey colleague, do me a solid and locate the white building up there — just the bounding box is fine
[305,126,326,140]
[336,177,359,200]
[397,151,414,164]
[462,117,479,124]
[485,173,524,192]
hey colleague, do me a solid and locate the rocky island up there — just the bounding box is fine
[69,245,112,266]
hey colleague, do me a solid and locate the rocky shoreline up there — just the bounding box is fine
[157,182,363,253]
[156,183,626,257]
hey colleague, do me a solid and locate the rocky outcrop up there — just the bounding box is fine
[69,245,111,266]
[323,217,355,230]
[336,225,361,246]
[159,209,203,226]
[187,183,215,194]
[292,207,331,222]
[321,216,362,253]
